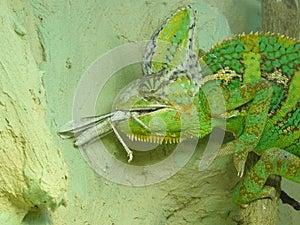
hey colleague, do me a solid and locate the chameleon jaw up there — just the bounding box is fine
[126,133,181,144]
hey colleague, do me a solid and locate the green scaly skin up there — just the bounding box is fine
[202,33,300,204]
[115,7,300,205]
[60,5,300,205]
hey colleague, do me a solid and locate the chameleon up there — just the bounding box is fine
[59,5,300,205]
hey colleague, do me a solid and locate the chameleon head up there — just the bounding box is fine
[113,70,212,144]
[110,5,208,146]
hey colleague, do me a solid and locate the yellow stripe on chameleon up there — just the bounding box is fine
[242,51,262,82]
[241,34,261,82]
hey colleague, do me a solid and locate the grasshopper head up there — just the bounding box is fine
[114,70,212,144]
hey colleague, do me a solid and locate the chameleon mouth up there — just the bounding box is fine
[127,133,181,144]
[59,106,180,162]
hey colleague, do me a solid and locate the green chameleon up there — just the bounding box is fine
[59,5,300,205]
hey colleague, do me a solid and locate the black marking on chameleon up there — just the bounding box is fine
[143,30,160,75]
[169,70,183,80]
[143,19,165,75]
[187,22,196,51]
[138,72,172,99]
[189,22,195,30]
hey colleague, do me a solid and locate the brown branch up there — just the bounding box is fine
[280,190,300,210]
[234,153,281,225]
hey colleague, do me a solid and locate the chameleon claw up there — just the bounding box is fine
[233,150,248,177]
[237,163,245,178]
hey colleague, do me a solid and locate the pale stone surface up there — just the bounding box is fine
[0,1,68,224]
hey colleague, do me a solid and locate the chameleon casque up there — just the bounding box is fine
[59,5,300,205]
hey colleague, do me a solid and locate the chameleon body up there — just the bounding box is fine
[60,6,300,205]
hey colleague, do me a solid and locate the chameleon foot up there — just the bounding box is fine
[233,151,248,177]
[219,141,248,177]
